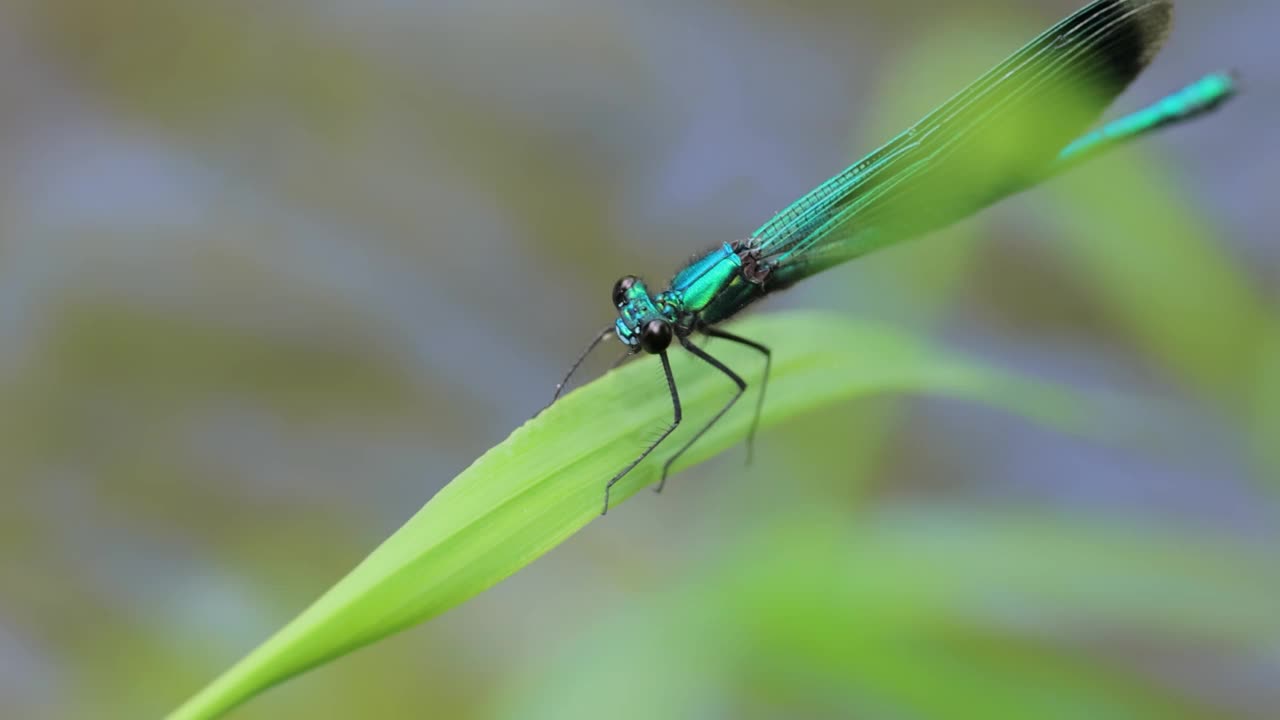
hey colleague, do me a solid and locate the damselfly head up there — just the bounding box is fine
[611,275,674,353]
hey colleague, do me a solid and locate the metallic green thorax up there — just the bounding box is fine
[614,243,743,347]
[666,243,743,313]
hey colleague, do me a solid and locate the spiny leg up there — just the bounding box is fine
[702,326,771,463]
[549,326,614,410]
[602,351,682,515]
[655,336,746,494]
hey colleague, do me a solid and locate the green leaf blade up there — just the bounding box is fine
[169,311,1080,720]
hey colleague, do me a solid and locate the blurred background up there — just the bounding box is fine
[1,0,1277,718]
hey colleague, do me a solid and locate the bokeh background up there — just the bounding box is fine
[2,1,1277,718]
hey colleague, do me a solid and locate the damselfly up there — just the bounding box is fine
[551,0,1235,514]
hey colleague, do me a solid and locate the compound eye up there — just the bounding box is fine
[612,276,639,308]
[639,319,673,354]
